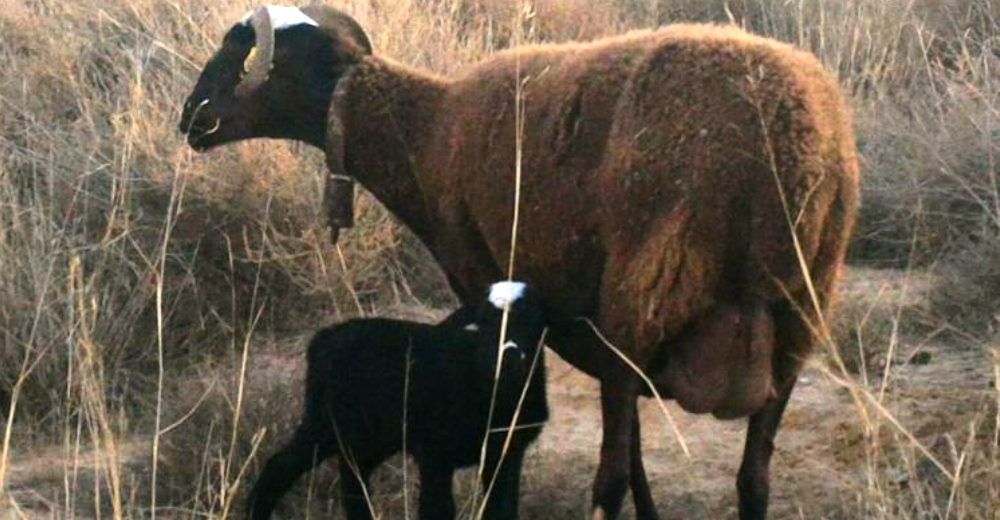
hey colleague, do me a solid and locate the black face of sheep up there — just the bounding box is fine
[179,5,371,150]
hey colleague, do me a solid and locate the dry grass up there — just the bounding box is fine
[0,0,997,518]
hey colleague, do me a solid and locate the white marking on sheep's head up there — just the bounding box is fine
[239,5,319,30]
[179,5,372,151]
[488,281,528,309]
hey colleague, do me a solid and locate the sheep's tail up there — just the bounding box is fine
[761,130,860,377]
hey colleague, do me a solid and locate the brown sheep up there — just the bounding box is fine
[180,6,860,519]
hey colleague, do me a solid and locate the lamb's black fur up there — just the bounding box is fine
[245,285,548,520]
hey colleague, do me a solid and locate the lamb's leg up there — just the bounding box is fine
[592,374,641,519]
[339,462,376,520]
[629,410,659,520]
[245,425,334,520]
[416,462,455,520]
[480,445,526,520]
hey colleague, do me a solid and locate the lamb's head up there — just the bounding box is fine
[179,5,371,150]
[472,281,548,389]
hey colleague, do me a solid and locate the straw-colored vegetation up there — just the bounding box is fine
[1,0,997,518]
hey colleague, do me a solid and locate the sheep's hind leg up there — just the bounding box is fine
[592,373,641,520]
[629,410,659,520]
[245,425,335,520]
[736,301,805,520]
[736,378,794,520]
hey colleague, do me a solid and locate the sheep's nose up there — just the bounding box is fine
[179,101,194,133]
[179,98,210,134]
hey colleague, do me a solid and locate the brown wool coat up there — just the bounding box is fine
[331,24,860,418]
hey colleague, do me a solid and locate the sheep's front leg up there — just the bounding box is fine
[629,410,659,520]
[592,374,640,520]
[736,378,795,520]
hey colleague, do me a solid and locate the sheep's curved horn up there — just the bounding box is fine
[235,6,275,98]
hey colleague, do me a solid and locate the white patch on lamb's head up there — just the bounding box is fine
[240,5,319,29]
[488,281,527,309]
[463,323,479,332]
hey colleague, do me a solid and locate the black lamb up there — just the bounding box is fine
[246,281,549,520]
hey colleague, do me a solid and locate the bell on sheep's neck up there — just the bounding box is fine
[326,175,355,244]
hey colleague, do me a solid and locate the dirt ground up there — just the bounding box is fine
[518,346,992,519]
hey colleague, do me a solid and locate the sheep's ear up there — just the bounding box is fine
[338,17,372,55]
[301,5,373,56]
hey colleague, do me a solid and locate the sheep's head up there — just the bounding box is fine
[179,5,371,151]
